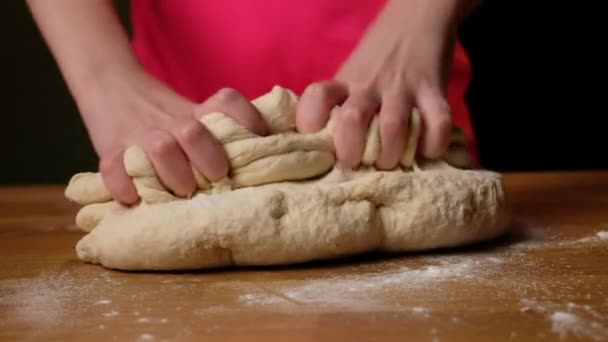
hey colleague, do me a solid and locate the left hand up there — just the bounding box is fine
[296,0,477,170]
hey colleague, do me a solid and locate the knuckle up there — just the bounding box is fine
[304,82,332,101]
[348,82,374,95]
[341,108,368,126]
[174,119,204,143]
[148,131,178,156]
[214,87,240,104]
[382,115,407,136]
[383,86,406,100]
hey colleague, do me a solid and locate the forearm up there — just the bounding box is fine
[26,0,140,100]
[380,0,480,36]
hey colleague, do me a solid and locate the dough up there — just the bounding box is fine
[65,86,511,271]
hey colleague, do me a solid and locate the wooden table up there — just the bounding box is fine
[1,172,608,341]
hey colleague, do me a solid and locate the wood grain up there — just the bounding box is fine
[1,172,608,341]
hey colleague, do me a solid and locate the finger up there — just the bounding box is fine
[334,87,380,168]
[416,86,453,159]
[170,118,229,181]
[296,81,349,133]
[142,129,196,197]
[375,90,413,170]
[99,148,139,205]
[196,88,267,136]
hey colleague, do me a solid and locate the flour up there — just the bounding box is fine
[411,307,430,316]
[550,312,608,341]
[137,317,168,324]
[102,310,119,317]
[238,256,504,311]
[138,333,155,341]
[511,229,608,251]
[0,272,96,328]
[0,270,170,333]
[551,312,579,339]
[596,231,608,240]
[520,299,608,341]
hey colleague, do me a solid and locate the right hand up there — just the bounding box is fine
[79,67,267,205]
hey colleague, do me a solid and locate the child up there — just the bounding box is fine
[28,0,479,204]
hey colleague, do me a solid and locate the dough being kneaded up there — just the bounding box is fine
[65,86,510,271]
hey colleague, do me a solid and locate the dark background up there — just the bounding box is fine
[1,1,603,185]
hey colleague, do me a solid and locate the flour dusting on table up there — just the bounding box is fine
[551,311,608,341]
[520,299,608,340]
[511,229,608,250]
[138,333,155,341]
[596,231,608,240]
[238,256,504,311]
[0,272,96,328]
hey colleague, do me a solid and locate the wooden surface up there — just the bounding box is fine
[1,172,608,341]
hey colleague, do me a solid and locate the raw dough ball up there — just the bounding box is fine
[65,86,510,271]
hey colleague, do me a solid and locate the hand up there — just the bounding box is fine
[80,67,267,205]
[296,0,475,170]
[27,0,268,205]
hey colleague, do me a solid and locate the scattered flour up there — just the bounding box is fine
[138,333,155,341]
[137,317,168,324]
[94,299,111,305]
[0,272,96,328]
[550,312,608,341]
[103,310,119,318]
[520,299,608,341]
[568,229,608,244]
[596,231,608,240]
[238,256,503,311]
[551,312,579,339]
[511,229,608,250]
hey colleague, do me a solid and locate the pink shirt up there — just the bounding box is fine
[131,0,476,158]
